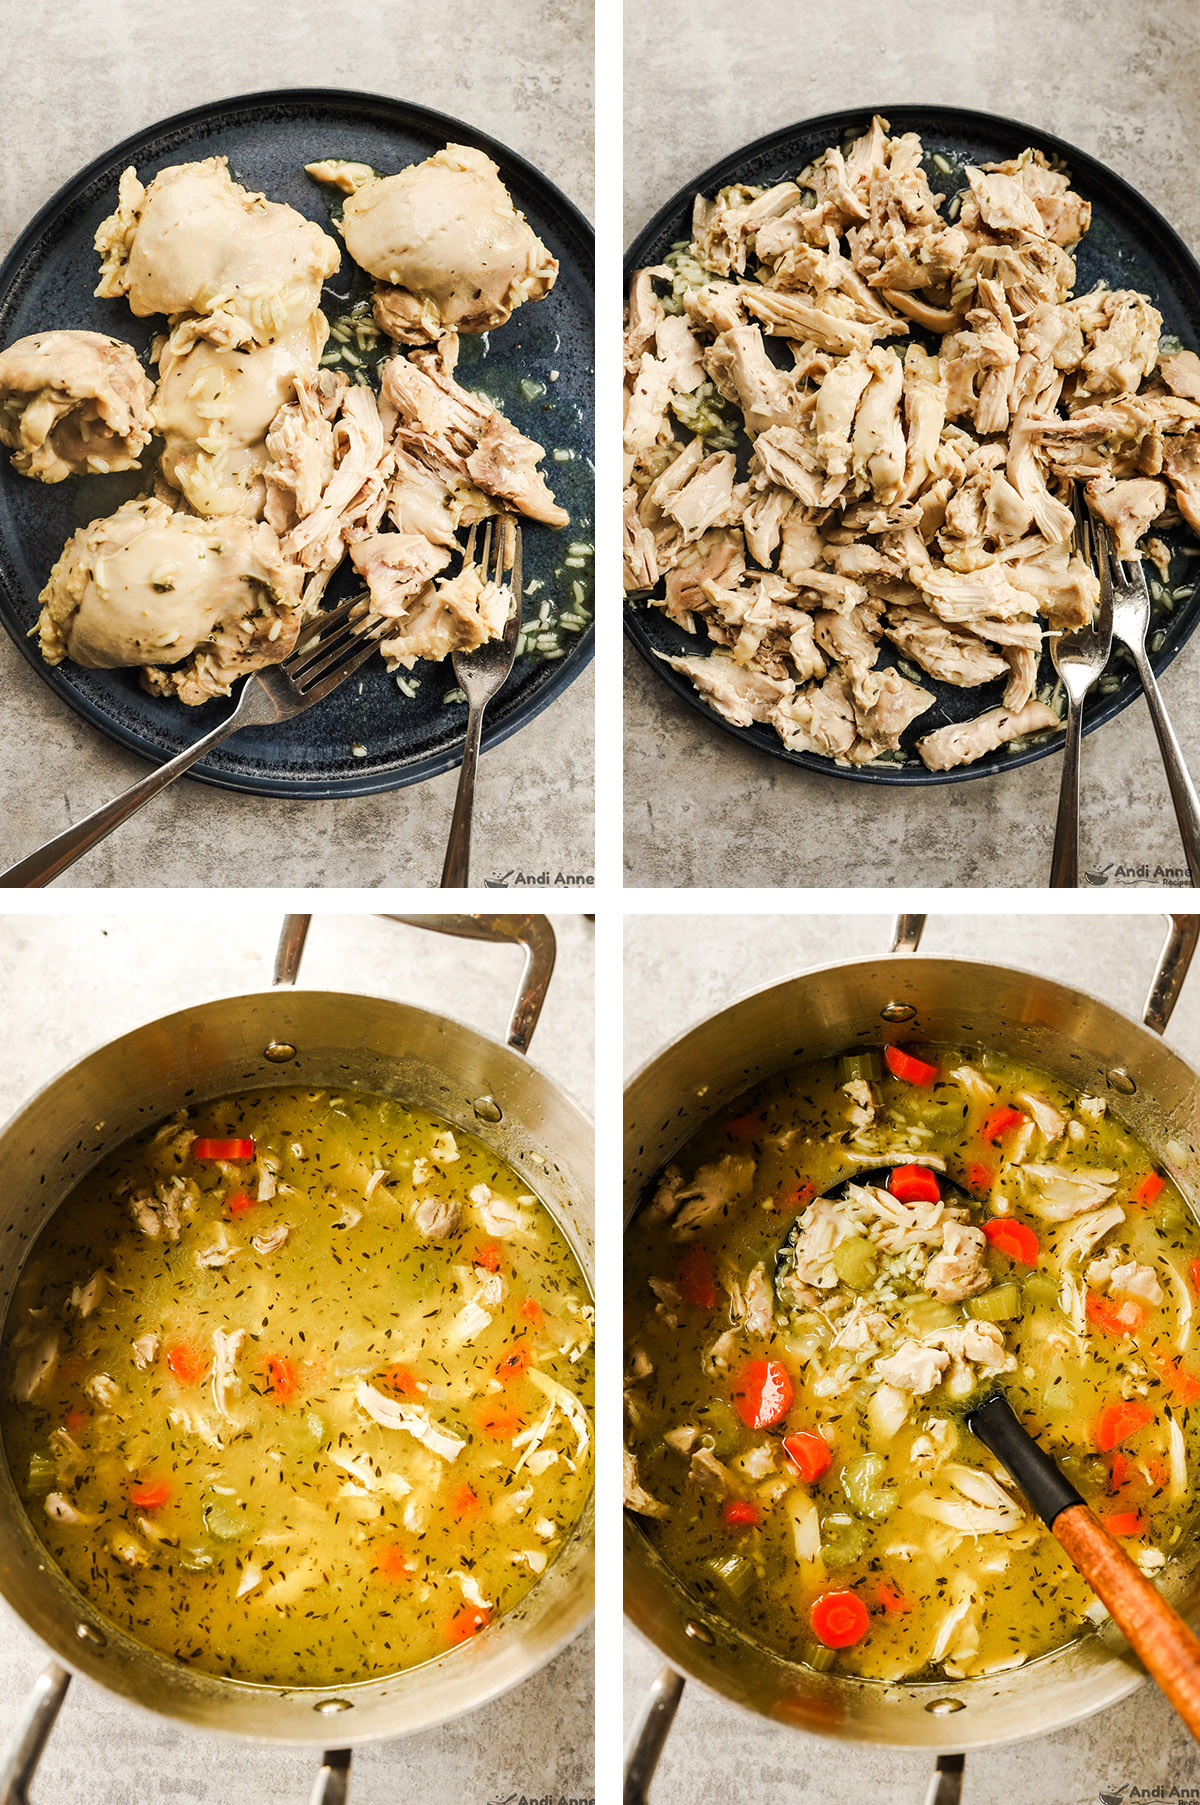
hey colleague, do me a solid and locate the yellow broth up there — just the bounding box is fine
[2,1087,593,1686]
[624,1045,1200,1681]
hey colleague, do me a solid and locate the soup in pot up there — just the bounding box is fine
[625,1043,1200,1681]
[2,1087,593,1686]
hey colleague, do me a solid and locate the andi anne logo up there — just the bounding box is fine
[488,1795,595,1805]
[484,870,594,889]
[1100,1786,1200,1802]
[1084,861,1190,886]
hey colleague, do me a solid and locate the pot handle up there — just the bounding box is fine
[923,1754,965,1805]
[309,1748,351,1805]
[1144,914,1200,1035]
[622,1665,685,1805]
[0,1662,70,1805]
[890,912,1199,1037]
[272,914,556,1054]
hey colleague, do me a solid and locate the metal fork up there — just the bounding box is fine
[1049,488,1115,886]
[0,591,388,888]
[440,514,523,889]
[1094,513,1200,887]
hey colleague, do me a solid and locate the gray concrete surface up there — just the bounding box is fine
[623,0,1200,889]
[0,910,594,1802]
[623,910,1200,1803]
[0,0,594,890]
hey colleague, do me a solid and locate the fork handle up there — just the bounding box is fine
[1124,636,1200,887]
[1050,689,1085,887]
[0,710,244,888]
[440,700,486,888]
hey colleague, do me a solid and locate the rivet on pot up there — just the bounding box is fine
[880,1003,916,1024]
[925,1697,965,1716]
[1107,1067,1137,1096]
[314,1698,352,1714]
[264,1042,298,1064]
[684,1619,715,1645]
[473,1096,503,1124]
[76,1622,106,1649]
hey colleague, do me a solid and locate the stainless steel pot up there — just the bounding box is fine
[624,913,1200,1799]
[0,913,594,1804]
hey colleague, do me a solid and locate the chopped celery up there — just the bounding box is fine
[704,1552,756,1601]
[840,1454,897,1521]
[696,1401,739,1457]
[1041,1361,1078,1415]
[832,1236,878,1292]
[1022,1272,1059,1309]
[203,1497,248,1542]
[1155,1200,1190,1236]
[903,1297,960,1334]
[26,1452,55,1490]
[820,1512,867,1566]
[839,1050,883,1083]
[805,1642,837,1672]
[966,1282,1022,1322]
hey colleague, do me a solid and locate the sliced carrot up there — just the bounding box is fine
[129,1478,171,1511]
[1087,1293,1149,1337]
[193,1137,255,1161]
[889,1165,940,1204]
[451,1484,481,1516]
[1104,1510,1145,1537]
[475,1244,501,1273]
[65,1409,89,1434]
[477,1403,520,1439]
[446,1603,492,1644]
[778,1181,816,1211]
[166,1342,206,1386]
[874,1579,914,1615]
[227,1190,256,1216]
[982,1106,1026,1143]
[518,1298,545,1329]
[783,1431,831,1483]
[678,1243,716,1310]
[1107,1451,1132,1491]
[1190,1257,1200,1298]
[883,1045,938,1086]
[1130,1172,1166,1208]
[374,1544,411,1582]
[811,1589,870,1648]
[731,1359,794,1430]
[1160,1358,1200,1404]
[725,1112,762,1141]
[384,1365,423,1397]
[965,1162,995,1193]
[495,1343,532,1384]
[265,1355,298,1400]
[723,1499,760,1528]
[1095,1399,1154,1452]
[983,1218,1039,1265]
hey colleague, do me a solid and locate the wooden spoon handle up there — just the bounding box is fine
[1055,1502,1200,1739]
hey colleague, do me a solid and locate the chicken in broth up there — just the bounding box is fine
[624,1045,1200,1681]
[2,1088,593,1687]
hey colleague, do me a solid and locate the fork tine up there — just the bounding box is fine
[294,625,392,705]
[296,614,389,689]
[491,515,514,584]
[1070,484,1092,568]
[283,591,372,674]
[479,518,493,578]
[462,522,478,569]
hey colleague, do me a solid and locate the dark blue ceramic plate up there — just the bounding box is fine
[624,104,1200,785]
[0,88,594,798]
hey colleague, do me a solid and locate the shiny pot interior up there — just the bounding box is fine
[0,987,594,1744]
[624,951,1200,1751]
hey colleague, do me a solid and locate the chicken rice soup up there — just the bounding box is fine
[2,1087,593,1686]
[624,1044,1200,1680]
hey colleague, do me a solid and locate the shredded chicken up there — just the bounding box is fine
[626,116,1200,766]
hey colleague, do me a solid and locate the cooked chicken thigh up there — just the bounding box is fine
[37,496,301,692]
[95,159,339,347]
[153,312,328,516]
[0,330,153,482]
[331,144,557,344]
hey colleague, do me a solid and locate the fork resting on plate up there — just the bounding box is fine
[0,592,387,889]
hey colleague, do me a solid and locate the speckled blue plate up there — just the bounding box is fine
[0,88,594,798]
[624,104,1200,785]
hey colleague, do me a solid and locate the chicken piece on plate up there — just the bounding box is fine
[1084,476,1167,559]
[1159,350,1200,404]
[1161,436,1200,537]
[348,531,450,620]
[95,159,339,346]
[380,348,567,527]
[153,312,328,517]
[264,374,391,573]
[0,330,153,483]
[917,700,1060,772]
[387,434,493,548]
[372,562,510,672]
[660,652,793,727]
[329,144,556,345]
[885,605,1009,688]
[37,496,302,693]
